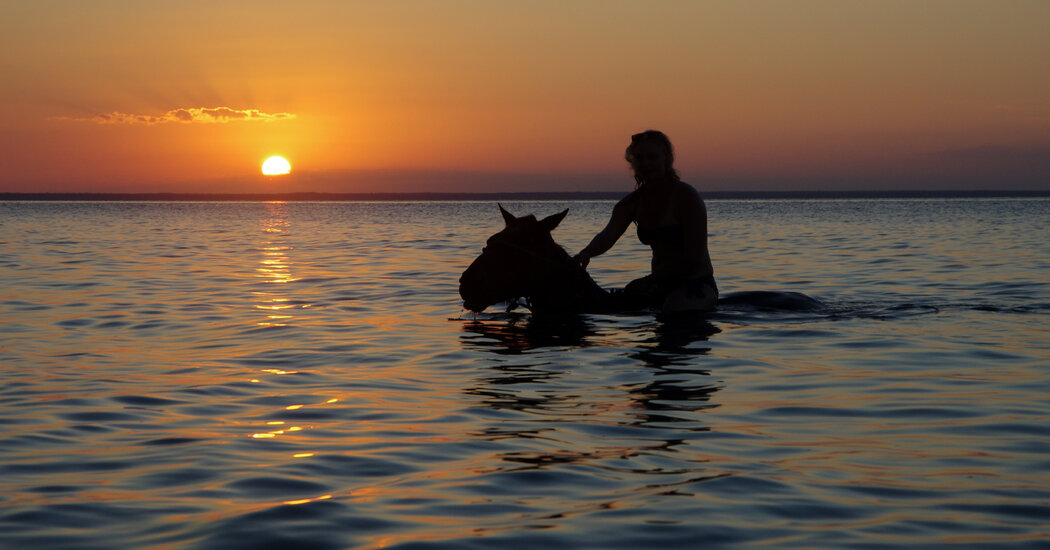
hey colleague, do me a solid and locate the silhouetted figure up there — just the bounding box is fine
[459,204,822,314]
[575,131,717,312]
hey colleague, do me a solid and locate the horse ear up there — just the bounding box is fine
[498,203,516,226]
[539,209,569,232]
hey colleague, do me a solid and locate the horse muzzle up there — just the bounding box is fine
[459,268,492,312]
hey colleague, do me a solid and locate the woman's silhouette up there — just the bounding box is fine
[574,131,717,312]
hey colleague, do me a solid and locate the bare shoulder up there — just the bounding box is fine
[619,188,643,205]
[674,180,701,198]
[613,188,641,216]
[674,181,705,210]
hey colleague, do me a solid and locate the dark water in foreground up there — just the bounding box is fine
[2,199,1049,548]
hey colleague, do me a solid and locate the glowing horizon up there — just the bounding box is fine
[2,1,1048,194]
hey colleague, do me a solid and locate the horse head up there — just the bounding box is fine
[459,204,569,312]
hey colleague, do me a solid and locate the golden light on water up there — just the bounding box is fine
[247,393,344,440]
[254,203,303,328]
[283,494,332,506]
[251,425,303,439]
[261,368,298,375]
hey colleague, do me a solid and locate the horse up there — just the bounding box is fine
[459,205,823,315]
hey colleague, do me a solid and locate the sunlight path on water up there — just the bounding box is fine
[0,199,1048,549]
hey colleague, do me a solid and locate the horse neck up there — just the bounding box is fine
[524,249,609,313]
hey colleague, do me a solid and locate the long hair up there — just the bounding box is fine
[625,130,680,188]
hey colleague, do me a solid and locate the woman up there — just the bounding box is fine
[574,130,717,312]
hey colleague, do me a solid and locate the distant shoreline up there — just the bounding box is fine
[3,190,1049,202]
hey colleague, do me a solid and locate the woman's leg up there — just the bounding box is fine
[620,274,665,309]
[661,281,717,312]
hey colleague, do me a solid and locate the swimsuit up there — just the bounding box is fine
[637,224,685,247]
[634,223,718,303]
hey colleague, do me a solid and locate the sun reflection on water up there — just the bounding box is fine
[246,391,345,445]
[254,202,301,327]
[283,494,332,506]
[260,368,298,375]
[250,425,304,439]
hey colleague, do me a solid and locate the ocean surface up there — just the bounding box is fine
[1,198,1048,549]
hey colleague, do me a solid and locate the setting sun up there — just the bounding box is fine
[261,156,291,176]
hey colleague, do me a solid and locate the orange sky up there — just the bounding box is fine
[2,1,1048,193]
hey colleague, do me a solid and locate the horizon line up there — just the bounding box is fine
[3,190,1049,202]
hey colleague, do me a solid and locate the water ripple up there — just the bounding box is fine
[1,200,1048,548]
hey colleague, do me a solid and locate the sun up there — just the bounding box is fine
[261,156,291,176]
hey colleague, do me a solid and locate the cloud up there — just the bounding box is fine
[60,107,295,124]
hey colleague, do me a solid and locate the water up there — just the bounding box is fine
[2,198,1048,549]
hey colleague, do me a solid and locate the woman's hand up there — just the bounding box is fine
[573,251,591,269]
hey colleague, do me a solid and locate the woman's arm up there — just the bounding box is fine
[575,196,635,268]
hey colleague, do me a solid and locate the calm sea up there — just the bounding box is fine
[2,199,1048,549]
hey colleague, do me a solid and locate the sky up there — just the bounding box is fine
[2,0,1048,194]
